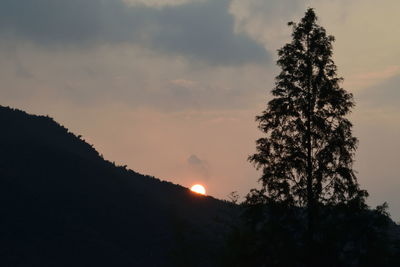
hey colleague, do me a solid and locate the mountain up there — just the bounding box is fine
[0,106,234,267]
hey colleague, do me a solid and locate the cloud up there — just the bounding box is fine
[123,0,202,8]
[229,0,306,51]
[0,42,273,113]
[0,0,269,65]
[187,154,203,165]
[187,154,209,178]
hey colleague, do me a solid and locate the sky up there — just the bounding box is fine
[1,0,399,220]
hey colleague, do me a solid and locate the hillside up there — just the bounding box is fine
[0,106,234,267]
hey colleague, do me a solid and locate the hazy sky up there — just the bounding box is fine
[1,0,399,220]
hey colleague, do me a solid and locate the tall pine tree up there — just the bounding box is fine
[249,8,367,234]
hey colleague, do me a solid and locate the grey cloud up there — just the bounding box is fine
[0,0,269,65]
[0,0,107,44]
[187,154,209,178]
[152,0,269,65]
[188,154,204,165]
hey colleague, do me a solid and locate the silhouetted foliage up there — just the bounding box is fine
[0,105,233,267]
[222,201,400,267]
[220,8,400,266]
[248,7,367,237]
[227,191,240,204]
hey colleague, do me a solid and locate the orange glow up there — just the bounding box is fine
[190,184,206,195]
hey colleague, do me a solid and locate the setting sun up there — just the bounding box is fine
[190,184,206,195]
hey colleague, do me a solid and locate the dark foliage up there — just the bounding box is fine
[222,201,400,267]
[0,105,233,267]
[221,8,400,266]
[248,8,367,237]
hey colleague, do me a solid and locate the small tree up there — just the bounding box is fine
[248,8,367,236]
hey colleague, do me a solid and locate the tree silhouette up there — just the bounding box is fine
[248,8,367,238]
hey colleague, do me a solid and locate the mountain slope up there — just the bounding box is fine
[0,106,233,267]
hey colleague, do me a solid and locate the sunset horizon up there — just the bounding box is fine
[1,1,399,265]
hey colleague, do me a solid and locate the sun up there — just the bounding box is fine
[190,184,206,195]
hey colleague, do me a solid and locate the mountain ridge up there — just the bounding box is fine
[0,105,232,266]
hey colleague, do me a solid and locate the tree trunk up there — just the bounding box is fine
[306,32,315,249]
[306,82,314,241]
